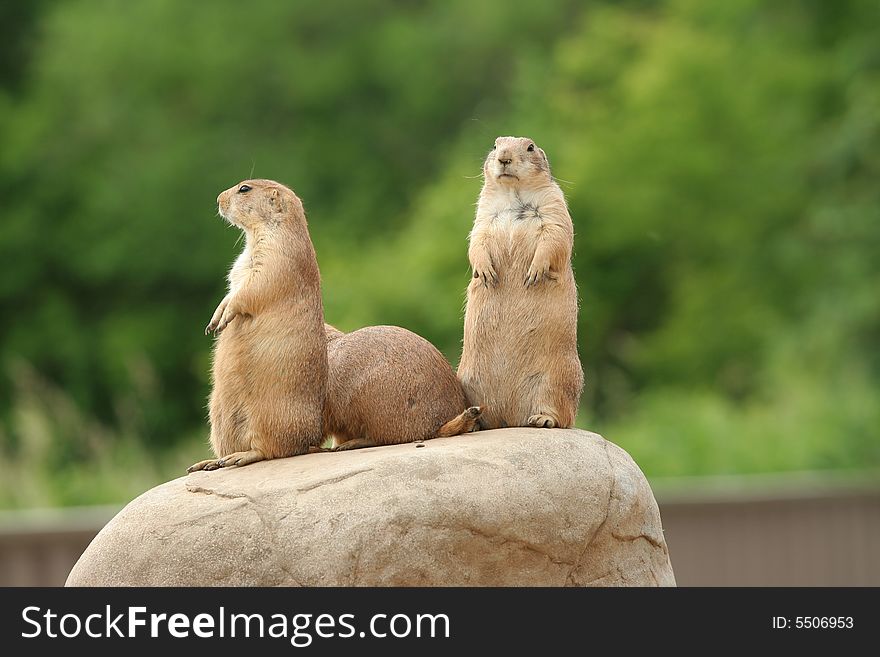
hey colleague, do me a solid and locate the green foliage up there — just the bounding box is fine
[0,0,878,507]
[0,361,206,508]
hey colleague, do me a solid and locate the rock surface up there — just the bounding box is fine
[66,428,675,586]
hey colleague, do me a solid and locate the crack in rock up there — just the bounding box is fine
[580,571,615,586]
[452,523,573,568]
[611,531,664,551]
[185,482,302,586]
[186,483,255,502]
[348,542,363,586]
[296,468,374,492]
[565,438,616,586]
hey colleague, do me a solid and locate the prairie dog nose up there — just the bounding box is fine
[498,153,512,165]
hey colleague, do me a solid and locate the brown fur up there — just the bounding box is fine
[188,179,327,471]
[323,324,480,450]
[457,136,584,429]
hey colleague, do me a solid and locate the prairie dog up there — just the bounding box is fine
[188,179,327,471]
[324,324,480,450]
[458,136,584,429]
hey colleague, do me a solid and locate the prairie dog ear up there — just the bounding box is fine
[267,187,284,213]
[538,147,550,169]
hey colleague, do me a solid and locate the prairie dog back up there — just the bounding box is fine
[324,324,480,450]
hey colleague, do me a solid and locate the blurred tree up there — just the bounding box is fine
[0,0,54,92]
[0,0,582,448]
[0,0,878,505]
[360,0,880,472]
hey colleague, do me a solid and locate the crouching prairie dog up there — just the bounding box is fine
[188,179,327,471]
[458,136,584,429]
[323,324,480,450]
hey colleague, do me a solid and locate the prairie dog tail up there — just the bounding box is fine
[437,406,482,437]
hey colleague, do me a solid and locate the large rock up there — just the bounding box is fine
[66,428,675,586]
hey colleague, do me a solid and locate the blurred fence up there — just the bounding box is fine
[1,472,878,586]
[653,472,880,586]
[0,505,119,587]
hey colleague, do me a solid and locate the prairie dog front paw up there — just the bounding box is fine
[205,296,230,335]
[205,295,238,335]
[524,255,555,287]
[471,254,499,288]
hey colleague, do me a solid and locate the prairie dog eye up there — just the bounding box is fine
[238,184,252,193]
[492,145,496,150]
[527,144,535,152]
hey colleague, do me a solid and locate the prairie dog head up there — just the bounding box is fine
[483,136,551,188]
[216,179,304,231]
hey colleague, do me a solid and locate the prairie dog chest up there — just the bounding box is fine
[478,189,545,253]
[228,246,252,294]
[479,188,543,233]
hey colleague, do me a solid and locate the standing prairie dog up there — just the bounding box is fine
[458,136,584,429]
[188,179,327,471]
[324,324,480,450]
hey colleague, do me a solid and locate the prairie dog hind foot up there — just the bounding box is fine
[527,413,558,429]
[437,406,482,437]
[187,448,267,472]
[332,438,378,452]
